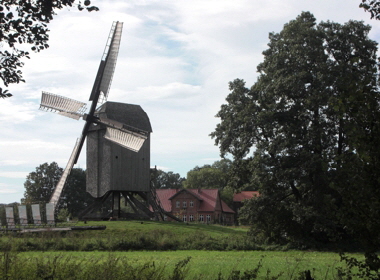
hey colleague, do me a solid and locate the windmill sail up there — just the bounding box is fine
[41,21,125,210]
[90,21,123,107]
[49,138,81,205]
[40,92,87,120]
[104,127,147,152]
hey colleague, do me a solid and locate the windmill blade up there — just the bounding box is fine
[40,91,87,120]
[97,114,148,136]
[104,127,147,152]
[49,137,82,206]
[89,21,123,107]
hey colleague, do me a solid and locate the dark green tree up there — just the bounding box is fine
[23,162,62,204]
[60,167,92,218]
[23,162,91,218]
[183,159,232,190]
[152,169,185,189]
[0,0,98,98]
[360,0,380,20]
[211,12,380,249]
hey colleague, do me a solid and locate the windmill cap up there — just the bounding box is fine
[96,102,152,132]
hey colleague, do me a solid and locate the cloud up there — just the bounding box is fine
[0,160,28,166]
[0,99,37,123]
[0,188,19,194]
[0,172,28,179]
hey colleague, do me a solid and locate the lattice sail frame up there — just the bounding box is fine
[40,92,87,120]
[104,127,147,152]
[91,22,123,107]
[49,138,81,205]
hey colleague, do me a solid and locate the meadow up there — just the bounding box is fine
[0,220,366,279]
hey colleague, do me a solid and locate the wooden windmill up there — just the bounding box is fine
[39,22,163,220]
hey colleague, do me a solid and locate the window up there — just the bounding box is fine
[190,201,194,207]
[183,201,187,208]
[200,215,204,222]
[206,215,211,222]
[183,215,187,222]
[189,215,194,222]
[163,215,167,221]
[176,201,180,208]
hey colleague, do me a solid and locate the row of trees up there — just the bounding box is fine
[23,159,239,218]
[211,12,380,254]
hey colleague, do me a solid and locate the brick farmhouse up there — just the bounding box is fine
[155,189,235,225]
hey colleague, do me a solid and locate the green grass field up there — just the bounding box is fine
[0,220,366,279]
[17,250,363,279]
[73,220,249,237]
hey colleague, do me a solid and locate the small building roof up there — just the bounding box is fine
[233,191,260,202]
[155,189,234,213]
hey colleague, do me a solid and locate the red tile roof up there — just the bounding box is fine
[233,191,260,202]
[221,200,235,213]
[155,189,234,213]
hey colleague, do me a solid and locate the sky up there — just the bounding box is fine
[1,0,379,204]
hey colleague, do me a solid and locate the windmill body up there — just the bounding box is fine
[39,22,165,220]
[87,102,152,198]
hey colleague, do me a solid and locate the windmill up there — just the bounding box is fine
[39,22,160,220]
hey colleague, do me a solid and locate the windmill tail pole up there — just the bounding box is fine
[49,138,81,208]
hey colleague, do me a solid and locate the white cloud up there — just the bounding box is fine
[1,0,379,203]
[0,160,28,166]
[0,172,28,179]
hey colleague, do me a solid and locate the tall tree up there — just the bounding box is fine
[0,0,98,98]
[23,162,91,217]
[23,162,62,204]
[183,159,232,190]
[152,169,185,189]
[211,12,380,249]
[60,167,92,218]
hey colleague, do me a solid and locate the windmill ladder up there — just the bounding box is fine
[50,138,80,206]
[150,182,182,222]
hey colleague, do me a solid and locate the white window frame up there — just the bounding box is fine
[206,214,211,222]
[183,215,187,222]
[183,201,187,208]
[190,201,194,207]
[189,214,194,222]
[176,201,180,208]
[200,214,204,222]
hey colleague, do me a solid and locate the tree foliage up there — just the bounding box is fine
[360,0,380,20]
[23,162,92,217]
[0,0,98,98]
[23,162,62,204]
[152,169,185,189]
[183,159,235,206]
[183,159,232,190]
[211,12,380,249]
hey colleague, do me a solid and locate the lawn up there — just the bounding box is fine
[0,220,366,279]
[72,220,249,237]
[18,250,362,279]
